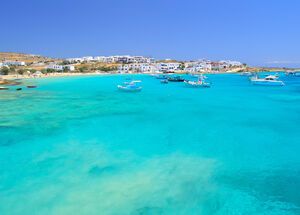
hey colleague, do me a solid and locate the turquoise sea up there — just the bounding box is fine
[0,73,300,215]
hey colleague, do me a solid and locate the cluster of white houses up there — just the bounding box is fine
[0,56,244,74]
[118,60,243,73]
[66,55,155,64]
[0,61,26,67]
[46,64,75,71]
[118,62,182,73]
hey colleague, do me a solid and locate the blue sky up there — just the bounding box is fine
[1,0,300,67]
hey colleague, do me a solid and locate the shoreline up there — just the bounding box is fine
[2,72,115,80]
[0,70,285,81]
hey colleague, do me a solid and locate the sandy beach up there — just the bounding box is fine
[1,72,117,80]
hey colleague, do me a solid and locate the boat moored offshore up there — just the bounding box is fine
[286,71,300,77]
[155,74,169,79]
[167,76,185,82]
[240,72,253,76]
[184,75,211,88]
[250,75,284,86]
[0,87,9,90]
[117,80,142,92]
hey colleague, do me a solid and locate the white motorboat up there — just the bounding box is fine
[117,80,142,92]
[250,75,284,86]
[184,75,210,88]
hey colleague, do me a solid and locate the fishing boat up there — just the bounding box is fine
[160,79,168,84]
[117,80,142,92]
[184,75,210,88]
[0,87,9,90]
[250,75,284,86]
[167,76,185,82]
[27,85,37,88]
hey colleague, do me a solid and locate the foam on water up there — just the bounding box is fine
[0,74,300,214]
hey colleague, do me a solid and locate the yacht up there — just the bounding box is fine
[250,75,284,86]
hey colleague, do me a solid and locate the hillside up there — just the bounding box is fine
[0,52,59,64]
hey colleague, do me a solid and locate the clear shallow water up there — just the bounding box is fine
[0,73,300,215]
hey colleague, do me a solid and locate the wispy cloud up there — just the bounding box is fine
[266,60,300,64]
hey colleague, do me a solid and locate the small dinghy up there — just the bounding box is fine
[27,85,37,88]
[16,88,22,91]
[117,80,142,92]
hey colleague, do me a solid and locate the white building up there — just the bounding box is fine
[156,62,180,72]
[82,56,94,62]
[184,61,212,73]
[66,58,84,63]
[47,64,75,71]
[65,55,155,64]
[118,63,156,73]
[219,60,243,67]
[3,61,26,66]
[93,56,109,62]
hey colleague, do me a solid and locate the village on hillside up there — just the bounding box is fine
[0,52,275,77]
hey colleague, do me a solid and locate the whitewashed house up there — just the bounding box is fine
[219,60,243,67]
[82,56,94,62]
[118,63,156,73]
[3,61,26,66]
[156,62,180,72]
[47,64,75,71]
[66,58,84,63]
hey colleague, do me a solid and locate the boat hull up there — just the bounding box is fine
[168,78,185,82]
[184,81,210,88]
[251,80,284,86]
[117,85,142,92]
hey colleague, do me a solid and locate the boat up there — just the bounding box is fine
[250,75,284,86]
[167,76,185,82]
[0,87,9,90]
[16,88,22,91]
[286,71,300,77]
[27,85,37,88]
[184,75,210,88]
[117,80,142,92]
[156,75,169,79]
[240,72,253,76]
[160,79,168,84]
